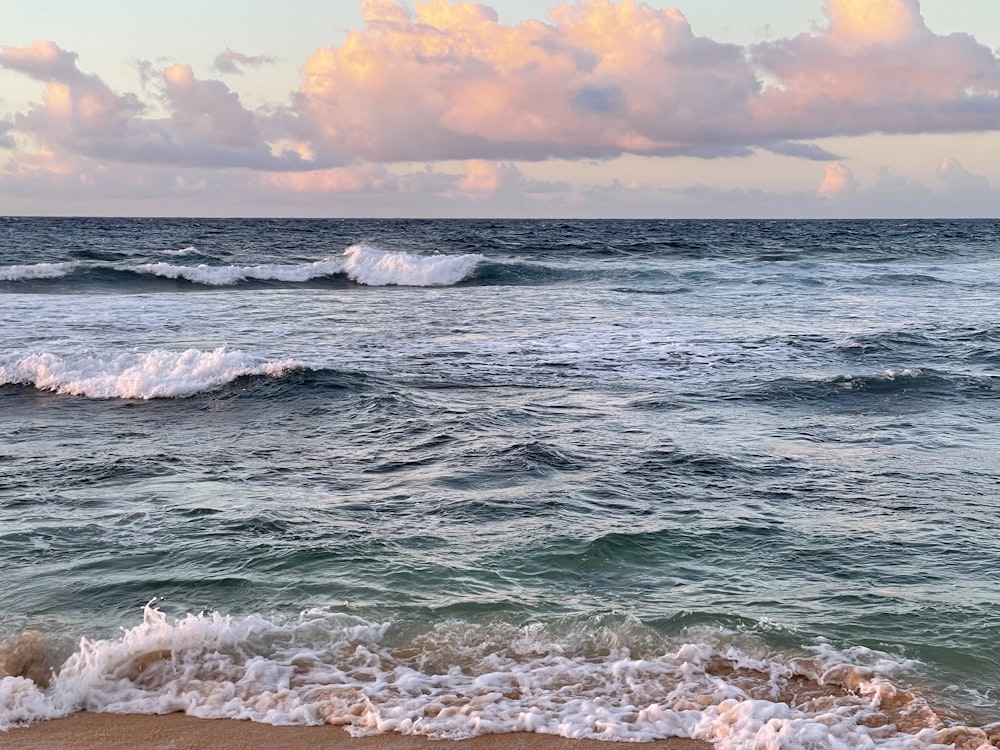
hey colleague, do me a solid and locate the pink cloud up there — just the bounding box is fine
[0,40,143,143]
[818,162,858,198]
[260,163,397,193]
[0,0,998,186]
[0,40,90,82]
[752,0,1000,136]
[457,160,569,195]
[0,42,315,171]
[294,0,1000,164]
[162,63,260,151]
[459,160,516,194]
[296,0,763,162]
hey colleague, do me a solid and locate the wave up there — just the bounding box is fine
[0,348,303,400]
[1,606,994,748]
[1,245,485,291]
[745,368,1000,406]
[136,244,484,288]
[0,262,75,281]
[340,244,482,286]
[0,247,604,293]
[839,328,1000,366]
[132,259,346,286]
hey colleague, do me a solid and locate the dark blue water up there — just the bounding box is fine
[1,219,998,747]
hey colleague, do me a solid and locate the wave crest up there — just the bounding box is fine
[340,244,482,286]
[0,348,300,399]
[132,259,343,286]
[0,262,75,281]
[130,245,483,288]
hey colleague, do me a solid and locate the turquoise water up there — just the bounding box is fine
[1,219,998,747]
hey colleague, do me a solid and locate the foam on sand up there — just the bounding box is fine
[1,607,996,748]
[3,713,710,750]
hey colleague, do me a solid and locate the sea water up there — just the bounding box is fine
[1,218,998,748]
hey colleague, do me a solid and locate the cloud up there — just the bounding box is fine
[0,40,145,144]
[162,63,260,150]
[0,41,319,171]
[296,0,765,162]
[0,40,87,82]
[819,162,858,198]
[0,0,999,210]
[936,156,992,193]
[825,0,923,47]
[458,160,568,194]
[260,162,397,192]
[213,48,277,75]
[290,0,1000,165]
[0,119,14,149]
[813,158,997,217]
[762,140,841,161]
[752,0,1000,137]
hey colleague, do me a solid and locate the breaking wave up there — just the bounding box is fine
[1,246,484,290]
[136,244,483,287]
[0,348,302,400]
[0,262,75,281]
[0,246,599,291]
[1,607,995,748]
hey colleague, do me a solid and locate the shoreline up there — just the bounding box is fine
[5,713,713,750]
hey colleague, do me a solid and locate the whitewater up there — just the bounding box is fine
[1,217,998,749]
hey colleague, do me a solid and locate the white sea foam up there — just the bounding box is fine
[163,245,201,256]
[1,607,993,748]
[339,244,482,286]
[133,259,343,286]
[0,348,300,399]
[0,262,74,281]
[130,246,482,287]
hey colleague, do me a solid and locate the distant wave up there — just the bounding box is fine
[0,262,75,281]
[132,258,346,286]
[745,368,999,406]
[0,246,605,292]
[0,348,303,399]
[134,244,483,288]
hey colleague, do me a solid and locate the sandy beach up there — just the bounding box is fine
[6,713,713,750]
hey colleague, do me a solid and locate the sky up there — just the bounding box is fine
[1,0,999,218]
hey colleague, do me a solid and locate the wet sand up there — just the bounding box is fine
[6,713,713,750]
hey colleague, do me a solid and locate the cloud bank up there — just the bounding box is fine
[4,0,999,170]
[0,0,998,215]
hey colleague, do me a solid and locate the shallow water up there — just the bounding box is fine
[1,218,998,747]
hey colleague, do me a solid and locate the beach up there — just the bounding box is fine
[7,714,710,750]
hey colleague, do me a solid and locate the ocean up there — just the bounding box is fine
[0,217,998,749]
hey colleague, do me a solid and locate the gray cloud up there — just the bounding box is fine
[213,48,277,75]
